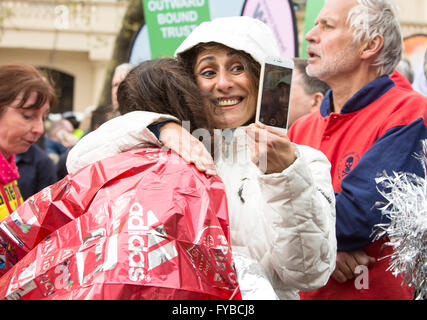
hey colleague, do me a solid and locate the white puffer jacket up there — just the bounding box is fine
[67,111,336,300]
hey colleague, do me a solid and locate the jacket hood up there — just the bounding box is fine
[174,16,280,65]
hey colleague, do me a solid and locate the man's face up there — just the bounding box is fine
[305,0,361,84]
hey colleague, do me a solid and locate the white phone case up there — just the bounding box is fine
[255,56,294,130]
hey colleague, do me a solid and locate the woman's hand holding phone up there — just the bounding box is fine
[246,122,296,174]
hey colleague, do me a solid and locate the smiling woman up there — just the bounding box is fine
[190,43,260,129]
[0,63,55,221]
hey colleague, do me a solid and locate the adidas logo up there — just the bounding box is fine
[127,202,178,282]
[74,202,178,285]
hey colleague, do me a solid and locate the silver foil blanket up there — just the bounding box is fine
[374,139,427,300]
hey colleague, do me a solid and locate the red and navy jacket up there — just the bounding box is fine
[289,73,427,252]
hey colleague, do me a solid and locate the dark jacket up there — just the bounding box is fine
[16,144,58,200]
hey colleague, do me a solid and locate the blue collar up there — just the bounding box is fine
[320,75,395,116]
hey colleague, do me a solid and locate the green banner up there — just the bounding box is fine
[142,0,211,58]
[301,0,326,58]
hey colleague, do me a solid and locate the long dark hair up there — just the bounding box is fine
[117,57,212,133]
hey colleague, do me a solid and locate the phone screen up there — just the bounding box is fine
[258,63,293,129]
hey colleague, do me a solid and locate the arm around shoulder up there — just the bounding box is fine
[66,111,179,174]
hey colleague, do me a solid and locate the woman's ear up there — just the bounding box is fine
[360,34,384,60]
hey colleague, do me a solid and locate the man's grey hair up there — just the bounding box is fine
[347,0,403,76]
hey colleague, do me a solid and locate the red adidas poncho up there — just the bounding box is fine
[0,148,240,300]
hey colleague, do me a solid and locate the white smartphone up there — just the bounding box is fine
[255,56,294,130]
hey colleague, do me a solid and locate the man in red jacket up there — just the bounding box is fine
[288,0,427,299]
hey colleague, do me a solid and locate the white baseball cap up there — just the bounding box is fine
[174,16,280,65]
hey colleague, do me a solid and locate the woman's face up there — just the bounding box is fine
[0,91,49,159]
[193,46,257,129]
